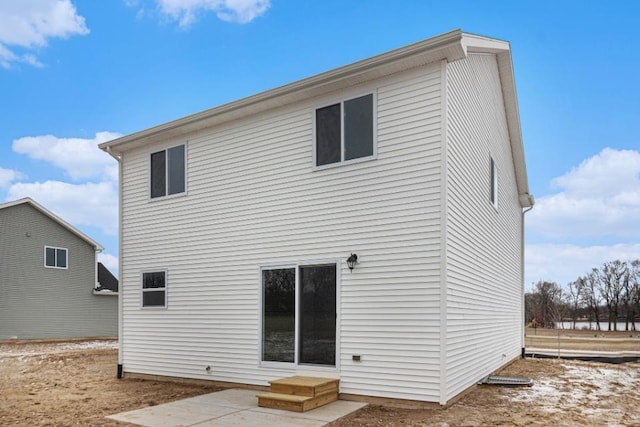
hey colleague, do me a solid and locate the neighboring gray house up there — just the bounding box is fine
[0,198,117,339]
[101,30,534,405]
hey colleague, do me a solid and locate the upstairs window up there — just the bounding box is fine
[490,157,498,208]
[45,246,67,269]
[142,271,167,308]
[315,93,375,167]
[150,144,186,199]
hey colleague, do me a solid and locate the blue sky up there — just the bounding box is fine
[1,1,638,287]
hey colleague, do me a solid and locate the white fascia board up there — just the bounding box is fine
[99,29,467,154]
[461,33,533,207]
[0,198,105,251]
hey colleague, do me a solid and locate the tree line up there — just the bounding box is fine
[525,259,640,331]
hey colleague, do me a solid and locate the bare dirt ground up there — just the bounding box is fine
[1,337,639,426]
[0,340,221,426]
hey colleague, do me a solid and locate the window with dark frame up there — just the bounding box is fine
[315,93,374,167]
[44,246,67,269]
[150,144,186,199]
[490,157,498,208]
[142,271,167,308]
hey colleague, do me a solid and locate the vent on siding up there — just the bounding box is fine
[479,376,532,386]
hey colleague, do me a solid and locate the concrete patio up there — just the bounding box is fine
[107,388,367,426]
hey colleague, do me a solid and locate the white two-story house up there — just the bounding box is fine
[100,29,534,405]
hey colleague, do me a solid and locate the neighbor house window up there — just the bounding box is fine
[490,157,498,208]
[315,93,375,167]
[142,271,167,308]
[150,144,186,198]
[44,246,67,269]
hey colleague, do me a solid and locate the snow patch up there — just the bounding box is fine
[0,340,117,357]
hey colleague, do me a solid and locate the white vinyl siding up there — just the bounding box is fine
[119,63,443,402]
[444,53,523,401]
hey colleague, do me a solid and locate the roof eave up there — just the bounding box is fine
[99,29,467,153]
[99,29,533,207]
[0,198,105,251]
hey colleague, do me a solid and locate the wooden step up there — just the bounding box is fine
[269,376,339,397]
[257,391,338,412]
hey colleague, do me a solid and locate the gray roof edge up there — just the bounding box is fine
[98,28,532,206]
[0,197,105,251]
[99,29,465,152]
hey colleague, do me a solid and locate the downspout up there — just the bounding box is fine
[95,248,102,290]
[106,146,124,379]
[520,196,534,358]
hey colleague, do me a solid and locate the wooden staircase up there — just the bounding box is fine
[257,376,339,412]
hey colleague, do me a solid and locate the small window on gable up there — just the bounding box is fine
[142,271,167,308]
[45,246,68,269]
[150,144,186,199]
[490,157,498,209]
[315,93,375,167]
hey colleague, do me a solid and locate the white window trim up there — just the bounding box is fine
[312,91,378,171]
[148,143,188,201]
[140,269,168,309]
[491,157,498,210]
[44,246,68,269]
[258,258,341,372]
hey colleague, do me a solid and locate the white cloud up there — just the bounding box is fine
[6,180,118,235]
[527,148,640,240]
[13,132,121,182]
[0,167,26,189]
[0,0,88,68]
[526,243,640,288]
[98,253,119,278]
[152,0,270,27]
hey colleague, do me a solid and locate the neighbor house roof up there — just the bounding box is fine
[0,198,104,251]
[97,262,118,292]
[99,29,533,207]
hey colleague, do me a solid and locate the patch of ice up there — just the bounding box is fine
[0,339,118,357]
[506,362,640,417]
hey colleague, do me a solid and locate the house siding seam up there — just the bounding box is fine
[444,53,522,401]
[119,63,443,402]
[0,203,117,339]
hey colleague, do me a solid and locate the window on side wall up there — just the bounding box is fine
[142,271,167,308]
[44,246,68,269]
[150,144,186,199]
[315,93,375,167]
[490,157,498,209]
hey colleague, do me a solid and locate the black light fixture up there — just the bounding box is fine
[347,253,358,271]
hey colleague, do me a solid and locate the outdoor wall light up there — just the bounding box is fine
[347,253,358,271]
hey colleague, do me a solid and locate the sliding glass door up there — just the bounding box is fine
[261,263,336,367]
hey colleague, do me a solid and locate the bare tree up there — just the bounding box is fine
[596,260,628,331]
[549,286,569,357]
[582,270,602,331]
[566,278,584,329]
[529,281,563,328]
[621,261,634,331]
[629,260,640,331]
